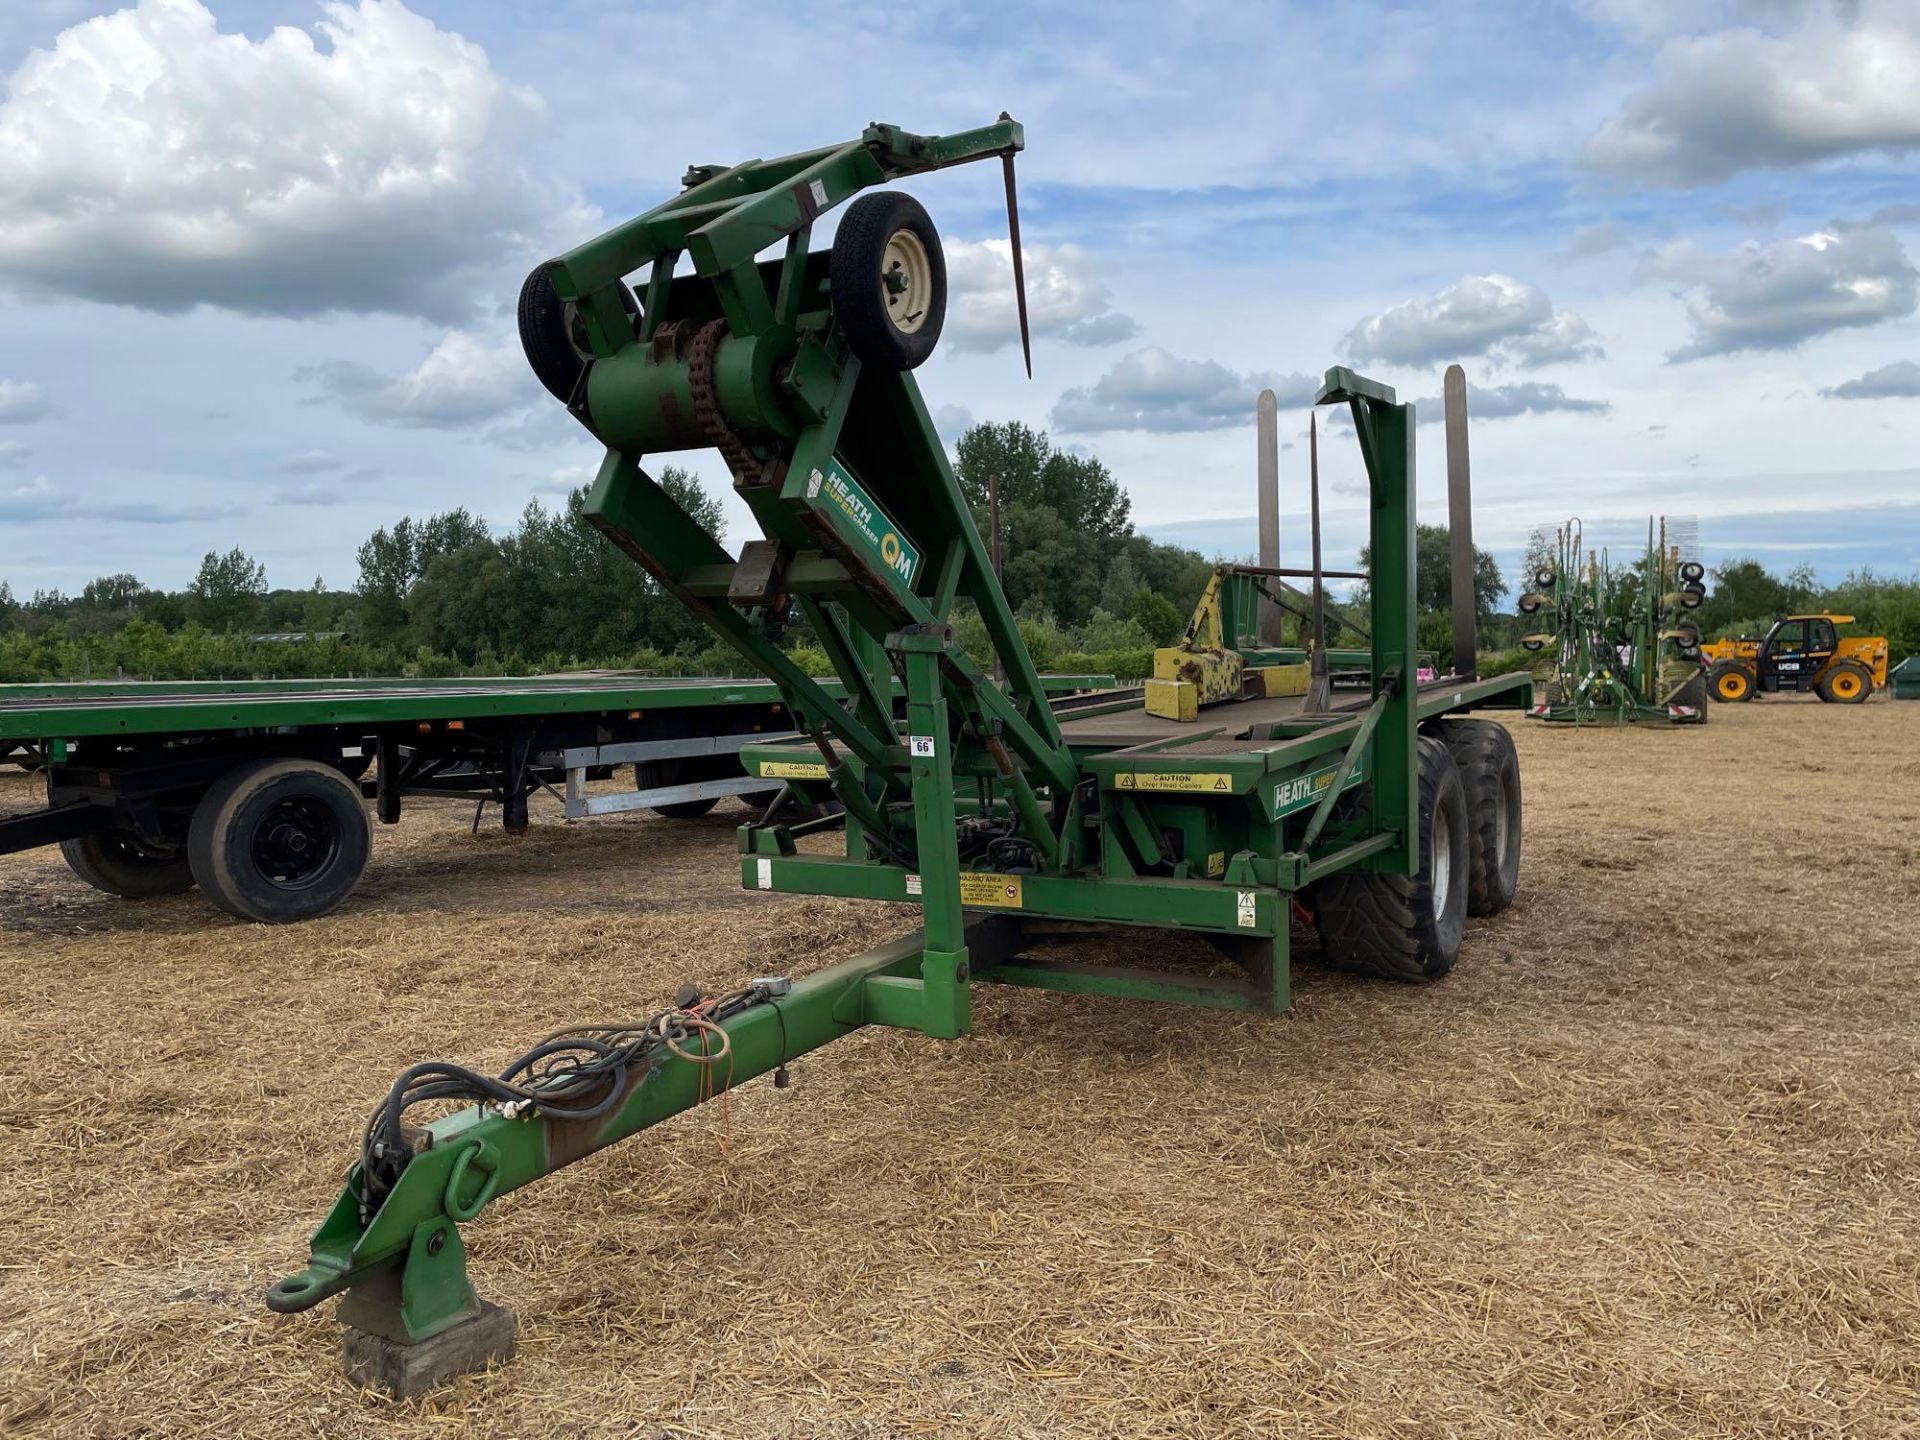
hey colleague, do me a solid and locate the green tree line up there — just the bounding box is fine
[4,423,1915,684]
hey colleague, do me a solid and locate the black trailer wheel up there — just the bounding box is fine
[518,263,640,404]
[1315,737,1470,982]
[830,191,946,370]
[1667,668,1710,720]
[59,831,195,899]
[187,757,372,924]
[1425,719,1521,917]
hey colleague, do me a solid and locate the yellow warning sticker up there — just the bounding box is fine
[958,872,1024,908]
[758,760,829,780]
[1113,770,1234,793]
[1206,850,1226,878]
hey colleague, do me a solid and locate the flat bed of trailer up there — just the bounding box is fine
[1054,672,1533,751]
[2,674,832,739]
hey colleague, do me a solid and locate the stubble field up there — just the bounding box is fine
[2,697,1917,1438]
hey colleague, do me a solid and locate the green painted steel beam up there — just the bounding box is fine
[976,957,1263,1011]
[744,852,1285,932]
[266,920,1019,1341]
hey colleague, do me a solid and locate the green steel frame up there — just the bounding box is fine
[265,121,1531,1376]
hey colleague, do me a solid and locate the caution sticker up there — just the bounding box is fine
[1236,891,1257,928]
[1206,850,1226,878]
[958,872,1023,908]
[759,760,829,780]
[1113,770,1234,794]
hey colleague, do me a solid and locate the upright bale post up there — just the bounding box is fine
[1443,364,1477,680]
[1256,389,1282,646]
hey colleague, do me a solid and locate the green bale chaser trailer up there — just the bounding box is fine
[263,119,1532,1394]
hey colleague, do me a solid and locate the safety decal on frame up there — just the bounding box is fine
[1236,890,1257,928]
[1114,770,1232,793]
[959,873,1024,909]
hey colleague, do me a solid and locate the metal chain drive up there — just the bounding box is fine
[686,318,765,486]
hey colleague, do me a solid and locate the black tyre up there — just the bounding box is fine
[1708,662,1754,703]
[1426,719,1521,917]
[187,758,372,924]
[830,191,946,370]
[518,263,639,404]
[1315,737,1470,982]
[1666,668,1710,720]
[60,830,194,898]
[1816,661,1872,704]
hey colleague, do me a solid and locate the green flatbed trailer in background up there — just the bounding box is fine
[0,670,1112,923]
[263,118,1532,1396]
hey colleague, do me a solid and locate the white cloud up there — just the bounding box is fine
[0,439,30,468]
[1343,275,1602,368]
[1413,381,1611,423]
[300,328,534,427]
[1,473,230,523]
[535,463,595,496]
[944,240,1137,354]
[1585,6,1920,184]
[1821,359,1920,397]
[0,475,58,519]
[0,379,52,423]
[1645,226,1918,360]
[0,0,594,321]
[1051,348,1316,434]
[280,449,343,475]
[1576,1,1851,44]
[273,481,352,507]
[272,460,381,505]
[933,404,974,444]
[1555,222,1631,262]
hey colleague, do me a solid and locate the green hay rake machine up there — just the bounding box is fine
[264,119,1533,1394]
[1521,517,1708,726]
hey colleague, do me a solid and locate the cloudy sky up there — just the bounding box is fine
[1,0,1917,600]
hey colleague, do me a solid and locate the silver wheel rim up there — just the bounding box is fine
[1431,796,1454,915]
[881,228,932,335]
[562,300,596,364]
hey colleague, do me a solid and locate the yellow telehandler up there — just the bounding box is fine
[1701,613,1888,703]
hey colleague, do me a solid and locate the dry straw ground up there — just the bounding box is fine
[2,699,1917,1439]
